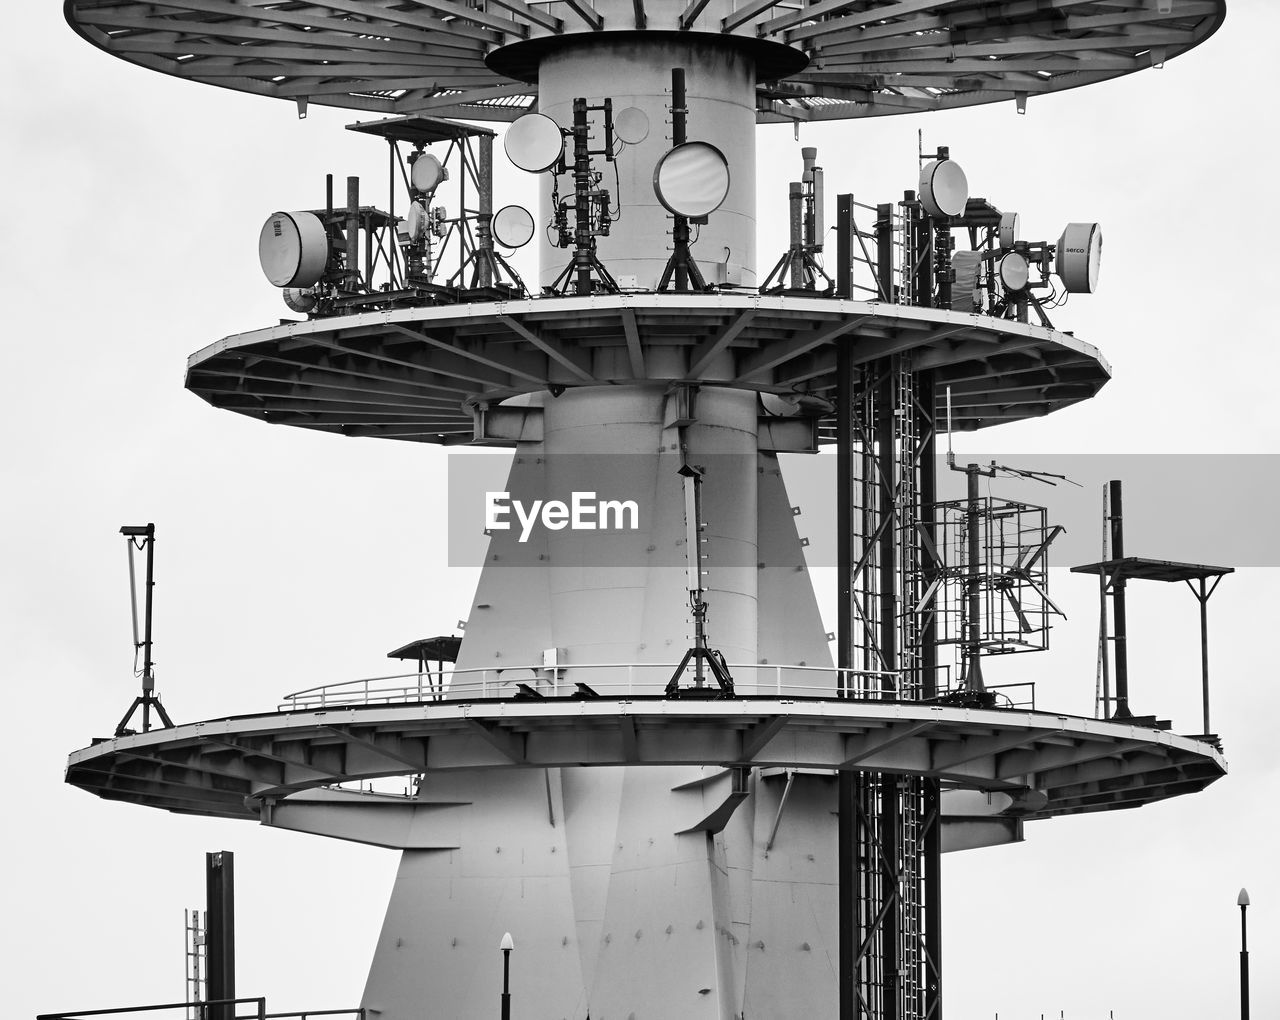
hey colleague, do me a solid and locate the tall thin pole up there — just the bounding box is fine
[140,522,156,728]
[1238,889,1250,1020]
[500,937,513,1020]
[671,68,689,292]
[1198,578,1211,734]
[1108,479,1132,718]
[836,313,854,1020]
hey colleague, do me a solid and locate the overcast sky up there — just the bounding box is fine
[4,3,1278,1019]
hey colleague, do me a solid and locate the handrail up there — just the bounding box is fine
[37,997,267,1020]
[36,1000,366,1020]
[274,660,1038,712]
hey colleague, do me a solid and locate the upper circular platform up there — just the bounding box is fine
[64,697,1225,823]
[184,293,1109,443]
[65,0,1224,124]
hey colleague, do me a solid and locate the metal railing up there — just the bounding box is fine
[37,1001,365,1020]
[277,661,1040,712]
[38,998,267,1020]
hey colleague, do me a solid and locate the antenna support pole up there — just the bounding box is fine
[667,462,734,698]
[1108,479,1132,718]
[115,523,174,736]
[657,68,709,294]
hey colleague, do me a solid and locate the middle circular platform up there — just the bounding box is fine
[186,294,1110,443]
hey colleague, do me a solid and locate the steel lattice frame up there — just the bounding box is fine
[66,0,1224,123]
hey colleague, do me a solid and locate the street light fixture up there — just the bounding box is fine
[500,932,514,1020]
[1238,889,1250,1020]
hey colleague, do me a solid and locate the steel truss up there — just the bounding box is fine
[838,348,941,1020]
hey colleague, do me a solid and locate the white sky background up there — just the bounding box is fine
[3,2,1278,1018]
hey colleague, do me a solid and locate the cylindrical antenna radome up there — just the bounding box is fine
[801,146,818,182]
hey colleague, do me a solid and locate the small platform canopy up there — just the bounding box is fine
[387,635,462,664]
[1070,557,1234,584]
[347,116,495,146]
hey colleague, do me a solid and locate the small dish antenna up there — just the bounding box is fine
[258,211,329,288]
[614,106,650,145]
[406,200,429,243]
[1056,222,1103,293]
[492,204,535,249]
[653,141,730,219]
[504,113,565,173]
[999,211,1020,250]
[998,251,1030,292]
[411,153,447,194]
[919,158,968,218]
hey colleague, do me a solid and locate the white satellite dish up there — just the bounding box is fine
[919,158,968,219]
[615,106,650,145]
[492,204,535,249]
[999,211,1020,250]
[653,141,730,219]
[258,211,329,288]
[1057,222,1102,293]
[998,251,1030,292]
[406,201,429,242]
[411,153,447,194]
[505,113,564,173]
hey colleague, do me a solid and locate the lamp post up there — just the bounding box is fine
[500,931,514,1020]
[1238,889,1250,1020]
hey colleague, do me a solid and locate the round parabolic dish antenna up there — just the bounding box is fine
[406,201,429,242]
[999,211,1020,250]
[504,113,564,173]
[1057,222,1103,293]
[492,204,535,249]
[411,153,446,194]
[615,107,650,145]
[258,211,329,288]
[998,251,1030,292]
[919,159,969,219]
[653,141,731,219]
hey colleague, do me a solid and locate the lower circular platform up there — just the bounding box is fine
[68,697,1224,823]
[185,293,1110,442]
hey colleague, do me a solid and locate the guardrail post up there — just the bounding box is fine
[776,665,782,696]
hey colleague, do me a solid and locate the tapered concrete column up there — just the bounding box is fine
[539,384,759,670]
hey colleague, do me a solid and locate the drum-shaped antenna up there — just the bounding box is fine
[998,251,1030,292]
[406,201,429,242]
[258,211,329,288]
[493,204,535,249]
[919,158,969,219]
[615,107,650,145]
[282,287,317,313]
[411,153,447,194]
[653,141,731,219]
[999,211,1020,250]
[504,113,564,173]
[1057,222,1102,293]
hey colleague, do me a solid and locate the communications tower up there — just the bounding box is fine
[62,3,1228,1018]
